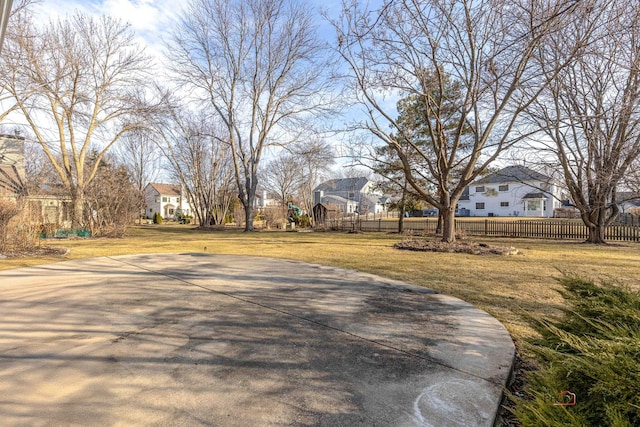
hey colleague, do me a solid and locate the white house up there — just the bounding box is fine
[144,183,193,220]
[313,177,388,215]
[255,190,280,210]
[457,166,564,217]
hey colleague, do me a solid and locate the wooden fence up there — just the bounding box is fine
[330,218,640,242]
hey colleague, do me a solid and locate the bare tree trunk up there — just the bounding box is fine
[244,192,255,232]
[586,224,606,244]
[436,214,443,235]
[582,208,610,244]
[441,206,456,243]
[398,179,407,233]
[71,187,84,228]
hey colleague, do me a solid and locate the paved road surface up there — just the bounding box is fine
[0,254,514,426]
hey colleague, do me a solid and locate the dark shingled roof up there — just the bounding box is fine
[148,183,181,196]
[522,192,548,199]
[474,166,550,185]
[0,164,24,194]
[313,177,369,193]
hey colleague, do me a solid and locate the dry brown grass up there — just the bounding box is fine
[2,224,639,352]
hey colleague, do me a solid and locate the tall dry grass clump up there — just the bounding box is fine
[0,198,42,255]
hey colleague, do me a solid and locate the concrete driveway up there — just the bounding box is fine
[0,254,514,426]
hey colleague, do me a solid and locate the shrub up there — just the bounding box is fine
[84,160,143,237]
[298,213,311,228]
[153,212,163,224]
[0,198,22,252]
[0,198,42,253]
[513,276,640,426]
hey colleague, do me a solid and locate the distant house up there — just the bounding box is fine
[0,134,26,198]
[617,192,640,214]
[313,177,388,215]
[255,190,279,210]
[0,134,72,227]
[457,166,564,217]
[27,185,72,227]
[144,183,193,220]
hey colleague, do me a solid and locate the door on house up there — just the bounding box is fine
[164,204,175,219]
[44,205,58,224]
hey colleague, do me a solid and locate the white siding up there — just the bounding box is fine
[458,181,562,217]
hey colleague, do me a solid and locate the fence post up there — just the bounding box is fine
[484,219,488,236]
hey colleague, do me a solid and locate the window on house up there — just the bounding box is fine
[475,186,485,193]
[348,192,355,199]
[155,197,160,203]
[476,202,485,209]
[499,184,509,191]
[500,201,509,207]
[169,208,175,215]
[162,196,168,202]
[527,200,541,211]
[176,197,180,204]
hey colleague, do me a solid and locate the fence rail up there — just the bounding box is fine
[330,218,640,242]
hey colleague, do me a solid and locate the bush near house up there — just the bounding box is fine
[0,199,21,252]
[513,276,640,426]
[153,212,163,224]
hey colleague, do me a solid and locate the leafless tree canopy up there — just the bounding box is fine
[261,139,334,214]
[168,0,333,231]
[0,11,153,226]
[261,153,302,210]
[526,0,640,243]
[114,130,161,196]
[292,139,335,218]
[155,105,236,227]
[0,0,34,122]
[333,0,580,242]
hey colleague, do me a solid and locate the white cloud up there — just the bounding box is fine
[98,0,180,35]
[32,0,184,68]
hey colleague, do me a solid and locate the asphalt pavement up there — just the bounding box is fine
[0,253,515,426]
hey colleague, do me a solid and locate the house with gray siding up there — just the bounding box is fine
[313,177,388,215]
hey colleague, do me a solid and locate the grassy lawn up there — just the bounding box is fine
[2,223,639,355]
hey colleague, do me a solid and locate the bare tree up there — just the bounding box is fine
[623,157,640,200]
[168,0,333,231]
[156,106,236,227]
[84,153,141,237]
[114,130,161,198]
[0,12,153,226]
[332,0,583,242]
[261,153,302,211]
[0,0,33,122]
[113,129,162,222]
[292,139,335,219]
[526,1,640,243]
